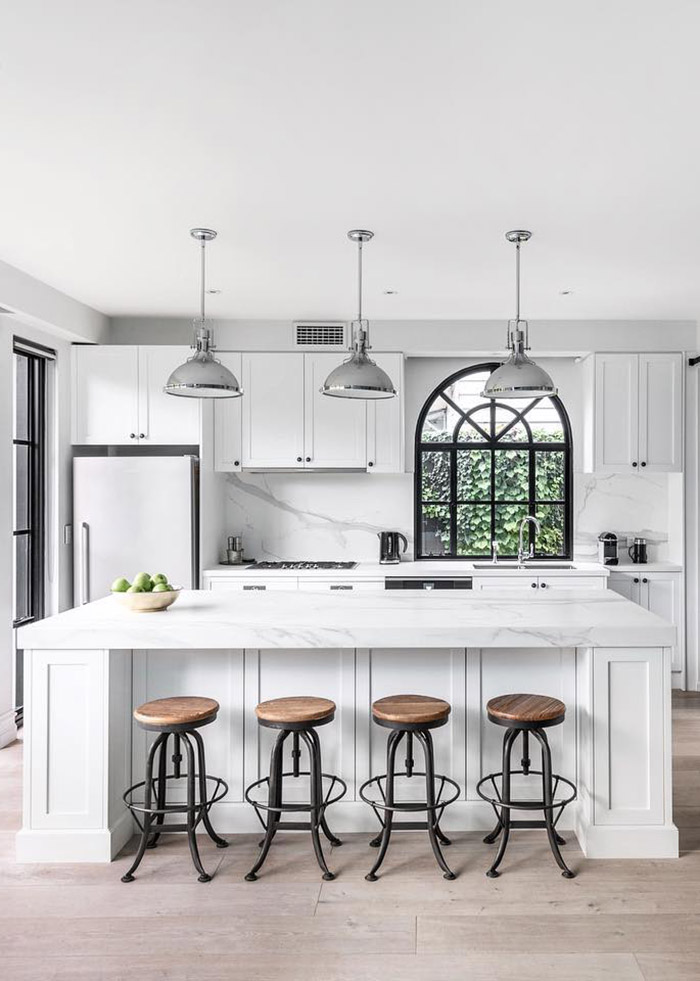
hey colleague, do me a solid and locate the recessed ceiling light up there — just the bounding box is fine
[559,289,574,295]
[383,289,398,295]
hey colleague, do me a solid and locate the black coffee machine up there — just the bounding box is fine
[378,531,408,565]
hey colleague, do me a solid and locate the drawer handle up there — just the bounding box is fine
[243,585,266,591]
[330,584,353,590]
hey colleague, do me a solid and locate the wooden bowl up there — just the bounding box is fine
[112,587,181,613]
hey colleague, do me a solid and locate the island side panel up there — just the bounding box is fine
[17,648,132,863]
[576,645,677,858]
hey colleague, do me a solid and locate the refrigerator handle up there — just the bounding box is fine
[80,522,90,605]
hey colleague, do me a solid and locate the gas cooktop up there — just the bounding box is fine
[252,561,358,570]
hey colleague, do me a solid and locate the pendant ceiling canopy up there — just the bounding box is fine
[481,230,557,400]
[164,229,242,399]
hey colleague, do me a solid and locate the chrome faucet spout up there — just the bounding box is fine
[517,516,541,566]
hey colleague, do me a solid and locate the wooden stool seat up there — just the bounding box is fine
[133,696,219,730]
[255,696,336,726]
[372,694,451,726]
[487,693,566,727]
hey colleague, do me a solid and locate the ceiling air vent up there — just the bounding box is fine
[293,322,347,349]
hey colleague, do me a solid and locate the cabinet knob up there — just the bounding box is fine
[642,577,648,583]
[234,460,240,467]
[129,433,136,439]
[368,461,374,467]
[540,582,547,589]
[139,433,145,439]
[296,457,302,463]
[632,461,638,467]
[634,577,639,583]
[305,457,311,463]
[531,582,537,588]
[641,461,647,467]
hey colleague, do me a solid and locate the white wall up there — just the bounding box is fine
[0,262,108,748]
[214,356,678,565]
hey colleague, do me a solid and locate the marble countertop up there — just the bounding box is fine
[17,588,675,651]
[203,560,612,579]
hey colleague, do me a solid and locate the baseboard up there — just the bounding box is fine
[0,709,18,750]
[15,810,135,864]
[574,809,679,858]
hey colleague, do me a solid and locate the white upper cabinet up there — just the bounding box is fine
[72,346,139,445]
[638,353,683,472]
[137,346,201,445]
[366,352,405,473]
[72,346,200,445]
[241,353,306,468]
[584,353,683,473]
[213,353,243,471]
[304,353,367,469]
[231,351,404,472]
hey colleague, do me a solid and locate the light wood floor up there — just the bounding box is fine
[3,694,700,980]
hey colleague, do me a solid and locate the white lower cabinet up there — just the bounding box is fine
[608,571,684,675]
[297,579,385,592]
[206,577,298,591]
[474,575,606,592]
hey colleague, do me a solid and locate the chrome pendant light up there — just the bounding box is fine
[481,230,557,400]
[164,228,242,399]
[321,230,396,399]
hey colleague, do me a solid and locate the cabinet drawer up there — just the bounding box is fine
[298,579,384,592]
[537,576,606,591]
[206,577,298,591]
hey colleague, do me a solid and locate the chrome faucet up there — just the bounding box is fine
[491,540,499,564]
[517,516,541,566]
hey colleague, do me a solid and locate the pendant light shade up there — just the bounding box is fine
[481,230,557,400]
[321,230,396,400]
[164,229,242,399]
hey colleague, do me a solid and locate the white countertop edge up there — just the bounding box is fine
[202,560,617,579]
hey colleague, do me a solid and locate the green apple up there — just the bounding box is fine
[152,582,170,593]
[151,573,168,585]
[126,585,144,593]
[133,572,153,591]
[111,577,130,593]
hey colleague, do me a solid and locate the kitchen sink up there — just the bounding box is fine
[472,562,577,570]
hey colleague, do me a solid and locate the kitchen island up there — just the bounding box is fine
[16,588,677,863]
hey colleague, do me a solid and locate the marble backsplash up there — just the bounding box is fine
[221,469,673,564]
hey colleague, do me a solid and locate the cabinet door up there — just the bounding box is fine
[473,576,539,591]
[72,346,139,445]
[138,347,201,445]
[241,353,305,468]
[214,353,243,471]
[537,576,607,591]
[607,572,642,605]
[638,353,683,472]
[594,354,639,471]
[303,354,367,469]
[643,573,684,673]
[366,353,405,473]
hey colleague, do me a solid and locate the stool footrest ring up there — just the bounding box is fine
[123,773,228,835]
[359,770,460,814]
[476,769,576,813]
[245,771,347,817]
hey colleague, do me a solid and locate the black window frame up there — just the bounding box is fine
[414,362,573,560]
[12,341,49,628]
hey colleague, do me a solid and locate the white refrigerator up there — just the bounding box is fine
[73,456,198,605]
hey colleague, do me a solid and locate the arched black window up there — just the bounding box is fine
[415,363,572,559]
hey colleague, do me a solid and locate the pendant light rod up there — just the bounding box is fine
[348,229,373,344]
[191,228,216,324]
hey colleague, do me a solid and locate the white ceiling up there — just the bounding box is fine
[1,1,700,321]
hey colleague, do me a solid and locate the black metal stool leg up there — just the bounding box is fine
[121,732,166,882]
[181,733,212,882]
[532,728,575,878]
[486,727,518,878]
[366,729,402,881]
[190,728,228,849]
[146,731,168,849]
[415,729,456,879]
[300,729,335,880]
[246,729,288,881]
[306,727,342,847]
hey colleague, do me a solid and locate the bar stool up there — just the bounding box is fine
[359,694,461,881]
[244,696,347,881]
[121,696,229,883]
[476,693,577,879]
